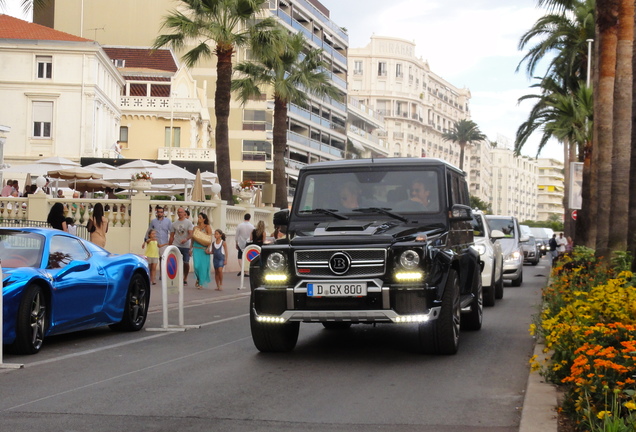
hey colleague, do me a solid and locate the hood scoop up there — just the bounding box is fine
[314,220,382,236]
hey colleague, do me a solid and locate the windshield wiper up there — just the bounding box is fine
[353,207,408,222]
[300,208,349,220]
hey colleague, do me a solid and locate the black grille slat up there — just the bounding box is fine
[295,248,386,278]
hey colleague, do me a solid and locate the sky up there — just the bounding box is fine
[1,0,562,161]
[319,0,563,161]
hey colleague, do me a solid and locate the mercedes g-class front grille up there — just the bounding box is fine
[294,248,386,278]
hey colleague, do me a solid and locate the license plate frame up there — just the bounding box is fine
[307,282,367,297]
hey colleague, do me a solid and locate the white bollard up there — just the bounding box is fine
[0,264,24,369]
[146,246,200,332]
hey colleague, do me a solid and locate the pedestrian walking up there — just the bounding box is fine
[143,205,172,261]
[191,212,212,289]
[47,202,68,232]
[87,202,108,248]
[235,213,254,276]
[170,207,194,285]
[211,229,228,291]
[548,233,558,264]
[250,220,266,247]
[143,229,165,285]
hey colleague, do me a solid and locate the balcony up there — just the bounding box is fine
[121,96,200,113]
[158,147,216,161]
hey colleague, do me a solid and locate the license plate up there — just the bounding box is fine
[307,283,367,297]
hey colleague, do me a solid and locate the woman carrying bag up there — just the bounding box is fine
[191,212,212,289]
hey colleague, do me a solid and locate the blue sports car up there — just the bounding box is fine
[1,227,150,354]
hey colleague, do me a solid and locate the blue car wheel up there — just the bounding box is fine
[110,273,149,332]
[14,284,47,355]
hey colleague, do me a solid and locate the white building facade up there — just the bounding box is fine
[0,15,124,165]
[347,36,471,166]
[490,147,538,221]
[536,158,565,222]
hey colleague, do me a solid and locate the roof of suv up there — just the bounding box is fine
[302,157,464,175]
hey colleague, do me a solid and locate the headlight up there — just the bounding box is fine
[266,252,287,271]
[505,251,521,262]
[474,244,487,255]
[399,249,420,269]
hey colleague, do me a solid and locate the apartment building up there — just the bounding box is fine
[466,140,494,206]
[35,0,348,197]
[347,35,471,166]
[536,158,565,222]
[490,147,538,221]
[0,14,123,166]
[102,47,211,162]
[346,96,388,158]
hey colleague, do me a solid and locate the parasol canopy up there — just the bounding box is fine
[47,166,103,180]
[71,178,118,193]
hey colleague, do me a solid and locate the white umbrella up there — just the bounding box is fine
[1,157,81,176]
[47,166,103,180]
[152,163,196,183]
[117,159,161,170]
[201,171,218,183]
[71,178,118,193]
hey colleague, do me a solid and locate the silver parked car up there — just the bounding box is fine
[471,210,504,306]
[484,215,527,287]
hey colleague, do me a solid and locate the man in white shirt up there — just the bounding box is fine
[235,213,254,276]
[556,232,567,256]
[169,207,194,285]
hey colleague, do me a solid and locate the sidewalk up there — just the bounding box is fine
[148,269,251,313]
[148,268,557,431]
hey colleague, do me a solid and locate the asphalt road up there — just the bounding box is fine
[0,257,550,432]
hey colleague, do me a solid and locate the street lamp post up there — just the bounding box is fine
[586,39,594,87]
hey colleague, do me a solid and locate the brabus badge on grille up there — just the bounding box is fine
[329,252,351,275]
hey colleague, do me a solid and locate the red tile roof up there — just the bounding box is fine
[0,14,91,42]
[103,47,178,73]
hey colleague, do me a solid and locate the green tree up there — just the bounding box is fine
[232,30,342,209]
[441,119,486,171]
[470,196,492,213]
[153,0,278,203]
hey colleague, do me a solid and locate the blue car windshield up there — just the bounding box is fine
[0,230,44,268]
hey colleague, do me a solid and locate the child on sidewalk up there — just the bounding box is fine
[142,229,165,285]
[210,229,228,291]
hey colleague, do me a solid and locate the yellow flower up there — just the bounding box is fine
[624,401,636,410]
[597,410,611,419]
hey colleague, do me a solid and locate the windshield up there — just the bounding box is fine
[0,230,44,268]
[486,218,517,239]
[296,168,442,215]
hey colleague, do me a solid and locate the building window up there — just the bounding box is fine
[378,62,387,77]
[36,56,52,79]
[164,127,181,147]
[32,101,53,138]
[242,170,271,184]
[119,126,129,143]
[354,60,363,75]
[243,110,266,131]
[242,140,272,161]
[396,63,403,78]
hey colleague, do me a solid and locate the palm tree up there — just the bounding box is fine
[441,120,486,171]
[593,0,619,260]
[153,0,278,203]
[232,30,342,209]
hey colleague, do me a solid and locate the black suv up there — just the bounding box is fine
[249,158,482,354]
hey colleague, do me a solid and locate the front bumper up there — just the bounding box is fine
[502,260,522,280]
[253,278,440,324]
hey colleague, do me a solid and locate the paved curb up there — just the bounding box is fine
[519,342,558,432]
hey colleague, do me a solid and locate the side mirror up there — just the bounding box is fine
[449,204,472,221]
[490,229,505,240]
[519,235,530,243]
[273,209,289,227]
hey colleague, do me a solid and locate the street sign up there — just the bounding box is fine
[572,210,577,220]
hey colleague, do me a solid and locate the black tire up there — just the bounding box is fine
[109,273,149,332]
[494,260,504,299]
[462,279,483,331]
[13,284,47,355]
[483,265,496,307]
[511,270,523,287]
[250,294,299,352]
[418,269,460,355]
[322,322,352,330]
[532,257,540,266]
